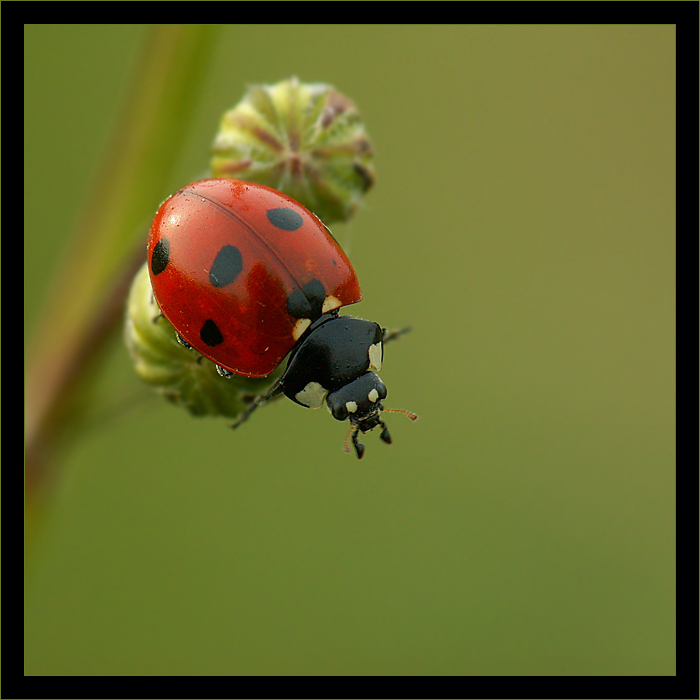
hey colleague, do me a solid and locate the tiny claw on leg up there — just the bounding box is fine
[352,433,365,459]
[379,422,392,444]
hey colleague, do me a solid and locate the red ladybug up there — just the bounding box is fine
[148,179,415,458]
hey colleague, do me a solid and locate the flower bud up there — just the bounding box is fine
[211,77,375,224]
[125,263,280,418]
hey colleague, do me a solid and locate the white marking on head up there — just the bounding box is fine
[368,342,382,371]
[294,381,328,409]
[345,400,358,413]
[292,318,311,340]
[368,388,379,403]
[322,295,342,314]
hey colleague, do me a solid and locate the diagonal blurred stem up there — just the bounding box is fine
[25,26,220,501]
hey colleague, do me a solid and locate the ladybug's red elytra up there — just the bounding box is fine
[148,179,415,458]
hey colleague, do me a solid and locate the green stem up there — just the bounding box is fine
[25,26,220,505]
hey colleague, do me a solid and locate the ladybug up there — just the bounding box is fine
[148,179,415,458]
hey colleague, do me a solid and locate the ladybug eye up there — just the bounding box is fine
[330,402,349,422]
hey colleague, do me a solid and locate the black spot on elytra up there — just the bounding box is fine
[209,245,243,288]
[287,279,326,320]
[200,319,223,347]
[151,238,170,275]
[267,207,304,231]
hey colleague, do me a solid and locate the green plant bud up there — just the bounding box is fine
[211,76,375,225]
[125,263,280,418]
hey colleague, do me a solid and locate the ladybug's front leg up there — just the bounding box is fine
[349,425,365,460]
[230,378,285,430]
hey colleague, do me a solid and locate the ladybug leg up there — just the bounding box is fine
[230,378,285,430]
[378,419,392,445]
[351,426,366,460]
[381,326,411,345]
[346,418,392,459]
[176,333,205,363]
[150,293,164,324]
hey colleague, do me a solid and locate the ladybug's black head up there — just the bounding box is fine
[326,372,416,459]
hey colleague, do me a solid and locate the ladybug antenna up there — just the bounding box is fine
[382,406,419,422]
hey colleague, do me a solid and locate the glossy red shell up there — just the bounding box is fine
[148,179,362,377]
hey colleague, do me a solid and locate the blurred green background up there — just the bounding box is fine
[25,25,675,676]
